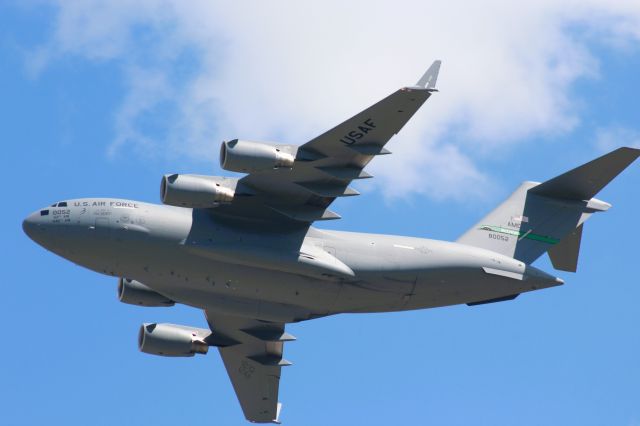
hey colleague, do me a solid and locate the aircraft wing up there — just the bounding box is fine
[212,60,441,225]
[205,311,295,424]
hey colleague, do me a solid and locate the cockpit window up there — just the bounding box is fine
[51,203,57,207]
[58,202,67,207]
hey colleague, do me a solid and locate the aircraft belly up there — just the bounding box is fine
[406,267,546,310]
[115,244,342,321]
[320,231,556,312]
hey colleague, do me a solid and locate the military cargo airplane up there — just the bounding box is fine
[23,60,639,423]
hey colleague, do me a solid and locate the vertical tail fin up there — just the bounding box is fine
[457,147,640,270]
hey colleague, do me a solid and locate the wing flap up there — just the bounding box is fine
[316,166,373,180]
[294,182,360,197]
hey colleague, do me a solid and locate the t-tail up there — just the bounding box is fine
[457,147,640,272]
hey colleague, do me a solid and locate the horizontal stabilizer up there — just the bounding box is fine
[458,147,639,266]
[530,147,640,200]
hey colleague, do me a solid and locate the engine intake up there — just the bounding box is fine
[138,323,210,357]
[118,278,175,307]
[161,174,235,208]
[220,139,295,173]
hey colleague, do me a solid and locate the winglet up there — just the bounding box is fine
[415,60,441,90]
[271,402,283,424]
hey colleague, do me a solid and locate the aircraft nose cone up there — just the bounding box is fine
[22,209,54,248]
[22,212,38,241]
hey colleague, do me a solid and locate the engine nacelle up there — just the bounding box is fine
[118,278,175,307]
[220,139,295,173]
[161,174,235,208]
[138,323,210,357]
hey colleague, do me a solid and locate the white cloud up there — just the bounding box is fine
[595,126,640,152]
[109,65,172,159]
[30,0,640,201]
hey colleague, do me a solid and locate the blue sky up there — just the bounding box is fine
[3,2,640,425]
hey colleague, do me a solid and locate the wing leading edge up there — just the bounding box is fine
[211,61,442,225]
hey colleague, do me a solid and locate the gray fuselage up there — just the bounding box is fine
[23,198,562,323]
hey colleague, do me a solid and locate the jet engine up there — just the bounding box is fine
[160,174,235,208]
[117,278,175,307]
[220,139,295,173]
[138,323,210,357]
